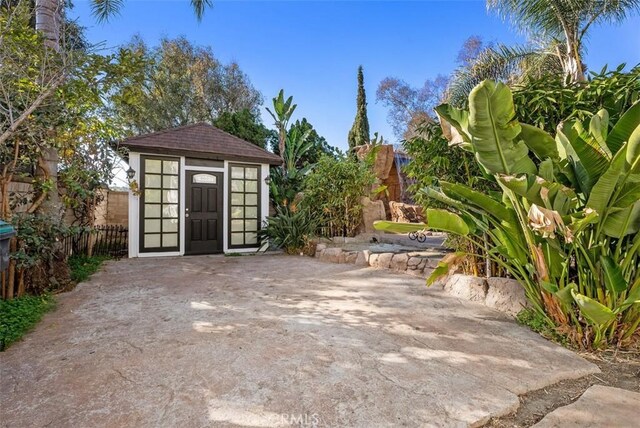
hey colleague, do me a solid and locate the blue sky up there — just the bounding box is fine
[71,1,640,151]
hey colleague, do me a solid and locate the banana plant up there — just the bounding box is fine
[266,89,297,167]
[375,80,640,348]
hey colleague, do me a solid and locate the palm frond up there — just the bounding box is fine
[191,0,213,21]
[445,43,562,107]
[487,0,640,40]
[91,0,124,23]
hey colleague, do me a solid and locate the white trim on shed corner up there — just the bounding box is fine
[127,152,140,258]
[179,156,186,256]
[128,153,268,258]
[260,162,269,236]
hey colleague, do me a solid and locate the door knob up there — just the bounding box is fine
[185,213,190,218]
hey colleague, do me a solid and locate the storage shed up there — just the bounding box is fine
[119,123,281,257]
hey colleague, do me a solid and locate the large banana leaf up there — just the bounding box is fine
[587,146,627,214]
[467,81,537,175]
[498,175,577,214]
[557,120,609,190]
[425,209,470,235]
[374,209,470,236]
[606,101,640,155]
[589,110,612,158]
[440,182,516,224]
[518,123,558,161]
[571,290,616,326]
[538,159,555,181]
[603,201,640,238]
[493,227,527,263]
[435,104,471,147]
[614,183,640,208]
[626,123,640,173]
[373,221,426,233]
[601,256,628,296]
[419,187,465,210]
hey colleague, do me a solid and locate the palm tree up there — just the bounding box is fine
[35,0,212,51]
[487,0,640,82]
[446,1,640,106]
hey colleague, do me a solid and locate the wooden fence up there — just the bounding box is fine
[62,224,128,259]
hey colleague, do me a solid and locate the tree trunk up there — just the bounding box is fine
[35,0,62,51]
[562,30,586,83]
[34,1,63,220]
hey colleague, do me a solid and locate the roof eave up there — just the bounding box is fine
[119,143,282,166]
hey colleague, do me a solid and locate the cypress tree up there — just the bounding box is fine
[348,65,370,149]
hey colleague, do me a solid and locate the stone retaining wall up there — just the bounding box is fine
[315,244,440,279]
[314,243,529,317]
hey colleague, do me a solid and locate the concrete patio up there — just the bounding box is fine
[1,255,599,427]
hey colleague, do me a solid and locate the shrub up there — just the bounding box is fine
[259,206,319,255]
[9,214,75,295]
[512,64,640,134]
[302,155,376,237]
[0,294,55,351]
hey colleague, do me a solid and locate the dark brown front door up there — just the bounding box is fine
[186,171,223,255]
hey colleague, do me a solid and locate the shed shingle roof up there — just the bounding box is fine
[118,123,282,165]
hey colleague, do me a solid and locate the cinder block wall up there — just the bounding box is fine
[105,191,129,226]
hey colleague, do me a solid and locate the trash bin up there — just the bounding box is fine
[0,220,16,272]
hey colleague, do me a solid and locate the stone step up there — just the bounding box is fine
[533,385,640,427]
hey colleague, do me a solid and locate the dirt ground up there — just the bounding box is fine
[487,349,640,427]
[1,255,601,427]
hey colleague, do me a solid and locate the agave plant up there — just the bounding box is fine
[376,80,640,348]
[258,206,319,255]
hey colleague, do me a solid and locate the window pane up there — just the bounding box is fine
[163,219,178,232]
[231,167,244,179]
[231,207,244,219]
[245,168,258,180]
[245,207,258,219]
[144,234,161,248]
[163,160,179,174]
[192,173,216,184]
[163,204,179,218]
[145,204,161,218]
[145,159,162,173]
[245,194,257,206]
[163,175,179,189]
[145,174,161,188]
[163,190,179,203]
[142,157,180,251]
[231,220,244,232]
[145,219,161,233]
[145,189,161,203]
[231,180,244,192]
[162,233,178,247]
[245,180,258,193]
[245,232,257,245]
[231,193,244,205]
[245,220,258,232]
[231,233,244,245]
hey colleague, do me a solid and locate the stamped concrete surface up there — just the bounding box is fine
[533,385,640,428]
[1,255,598,427]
